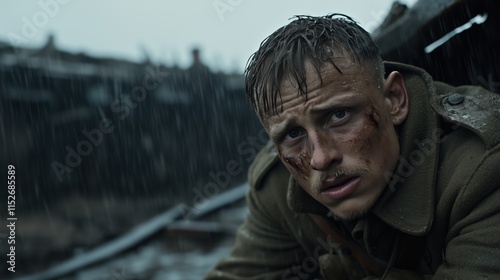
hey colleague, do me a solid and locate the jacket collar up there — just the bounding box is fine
[287,61,438,235]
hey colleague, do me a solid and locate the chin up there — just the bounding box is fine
[327,207,369,221]
[326,196,377,221]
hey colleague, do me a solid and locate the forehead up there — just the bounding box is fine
[269,58,377,116]
[279,57,361,95]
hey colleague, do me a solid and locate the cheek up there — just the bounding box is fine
[357,106,397,167]
[339,125,378,152]
[361,103,389,145]
[277,147,311,180]
[340,108,387,165]
[366,104,381,129]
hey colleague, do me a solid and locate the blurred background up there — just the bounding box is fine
[1,0,498,279]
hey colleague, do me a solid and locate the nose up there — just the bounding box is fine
[309,131,342,171]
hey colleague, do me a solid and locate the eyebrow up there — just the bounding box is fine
[268,119,294,141]
[310,93,364,114]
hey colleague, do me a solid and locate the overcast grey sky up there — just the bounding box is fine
[0,0,417,72]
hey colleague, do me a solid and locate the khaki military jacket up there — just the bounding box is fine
[205,62,500,280]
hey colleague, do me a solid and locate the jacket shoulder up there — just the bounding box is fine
[431,82,500,149]
[247,140,280,189]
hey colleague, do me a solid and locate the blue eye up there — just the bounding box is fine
[329,110,349,123]
[285,128,304,140]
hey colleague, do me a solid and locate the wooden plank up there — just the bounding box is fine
[14,183,249,280]
[372,0,476,56]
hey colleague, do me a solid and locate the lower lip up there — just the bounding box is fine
[321,177,361,200]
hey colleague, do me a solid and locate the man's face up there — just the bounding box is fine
[261,58,406,220]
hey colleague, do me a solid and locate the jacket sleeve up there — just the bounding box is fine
[432,144,500,279]
[204,144,312,279]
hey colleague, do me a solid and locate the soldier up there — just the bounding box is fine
[206,14,500,279]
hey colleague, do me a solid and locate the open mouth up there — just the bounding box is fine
[320,176,361,200]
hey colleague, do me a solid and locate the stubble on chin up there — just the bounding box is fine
[327,204,371,221]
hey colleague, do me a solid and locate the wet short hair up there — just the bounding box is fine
[245,14,384,118]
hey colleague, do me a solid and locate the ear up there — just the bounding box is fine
[383,71,409,125]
